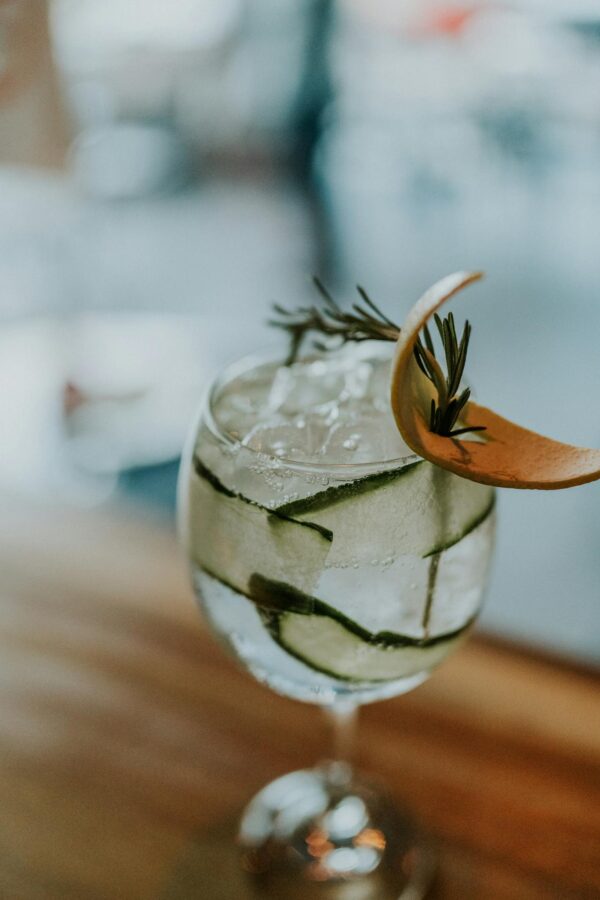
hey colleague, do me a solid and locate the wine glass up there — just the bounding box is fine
[177,345,495,899]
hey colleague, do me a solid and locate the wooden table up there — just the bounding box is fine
[0,494,598,899]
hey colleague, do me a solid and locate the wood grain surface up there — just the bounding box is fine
[0,493,598,899]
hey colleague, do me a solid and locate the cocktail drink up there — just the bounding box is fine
[178,269,600,898]
[179,343,495,897]
[185,346,495,702]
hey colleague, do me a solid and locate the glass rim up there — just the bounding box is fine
[201,346,421,476]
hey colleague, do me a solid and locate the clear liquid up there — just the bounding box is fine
[182,347,495,705]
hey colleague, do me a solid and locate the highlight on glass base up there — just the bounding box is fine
[177,340,496,897]
[238,762,435,899]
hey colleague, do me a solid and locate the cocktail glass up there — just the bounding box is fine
[178,346,495,898]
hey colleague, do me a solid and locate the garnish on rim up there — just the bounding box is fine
[271,276,484,437]
[391,271,600,490]
[413,310,485,438]
[271,278,400,365]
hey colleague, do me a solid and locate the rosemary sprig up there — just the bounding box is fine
[413,313,486,438]
[270,280,485,438]
[270,278,400,365]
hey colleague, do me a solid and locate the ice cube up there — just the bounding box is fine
[321,410,409,463]
[367,357,392,411]
[342,361,372,400]
[242,416,329,462]
[267,360,346,416]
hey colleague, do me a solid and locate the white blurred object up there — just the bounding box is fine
[62,313,214,474]
[0,167,314,318]
[0,312,268,501]
[51,0,242,156]
[52,0,242,66]
[0,169,78,318]
[70,122,191,200]
[51,0,317,157]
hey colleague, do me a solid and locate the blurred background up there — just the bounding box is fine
[1,0,599,663]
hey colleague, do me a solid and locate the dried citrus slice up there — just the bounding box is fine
[390,271,600,489]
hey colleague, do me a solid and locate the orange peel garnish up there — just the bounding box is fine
[390,271,600,489]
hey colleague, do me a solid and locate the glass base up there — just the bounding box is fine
[239,763,435,899]
[163,765,435,899]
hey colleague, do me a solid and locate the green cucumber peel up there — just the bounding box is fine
[274,459,423,517]
[197,567,475,683]
[192,456,333,542]
[423,492,496,557]
[248,573,474,650]
[271,627,464,683]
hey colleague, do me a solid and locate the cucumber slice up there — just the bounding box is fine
[187,458,332,597]
[276,461,423,517]
[274,608,471,682]
[249,574,473,682]
[198,570,472,683]
[193,457,332,540]
[276,460,494,564]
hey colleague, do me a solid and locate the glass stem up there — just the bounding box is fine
[328,699,358,765]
